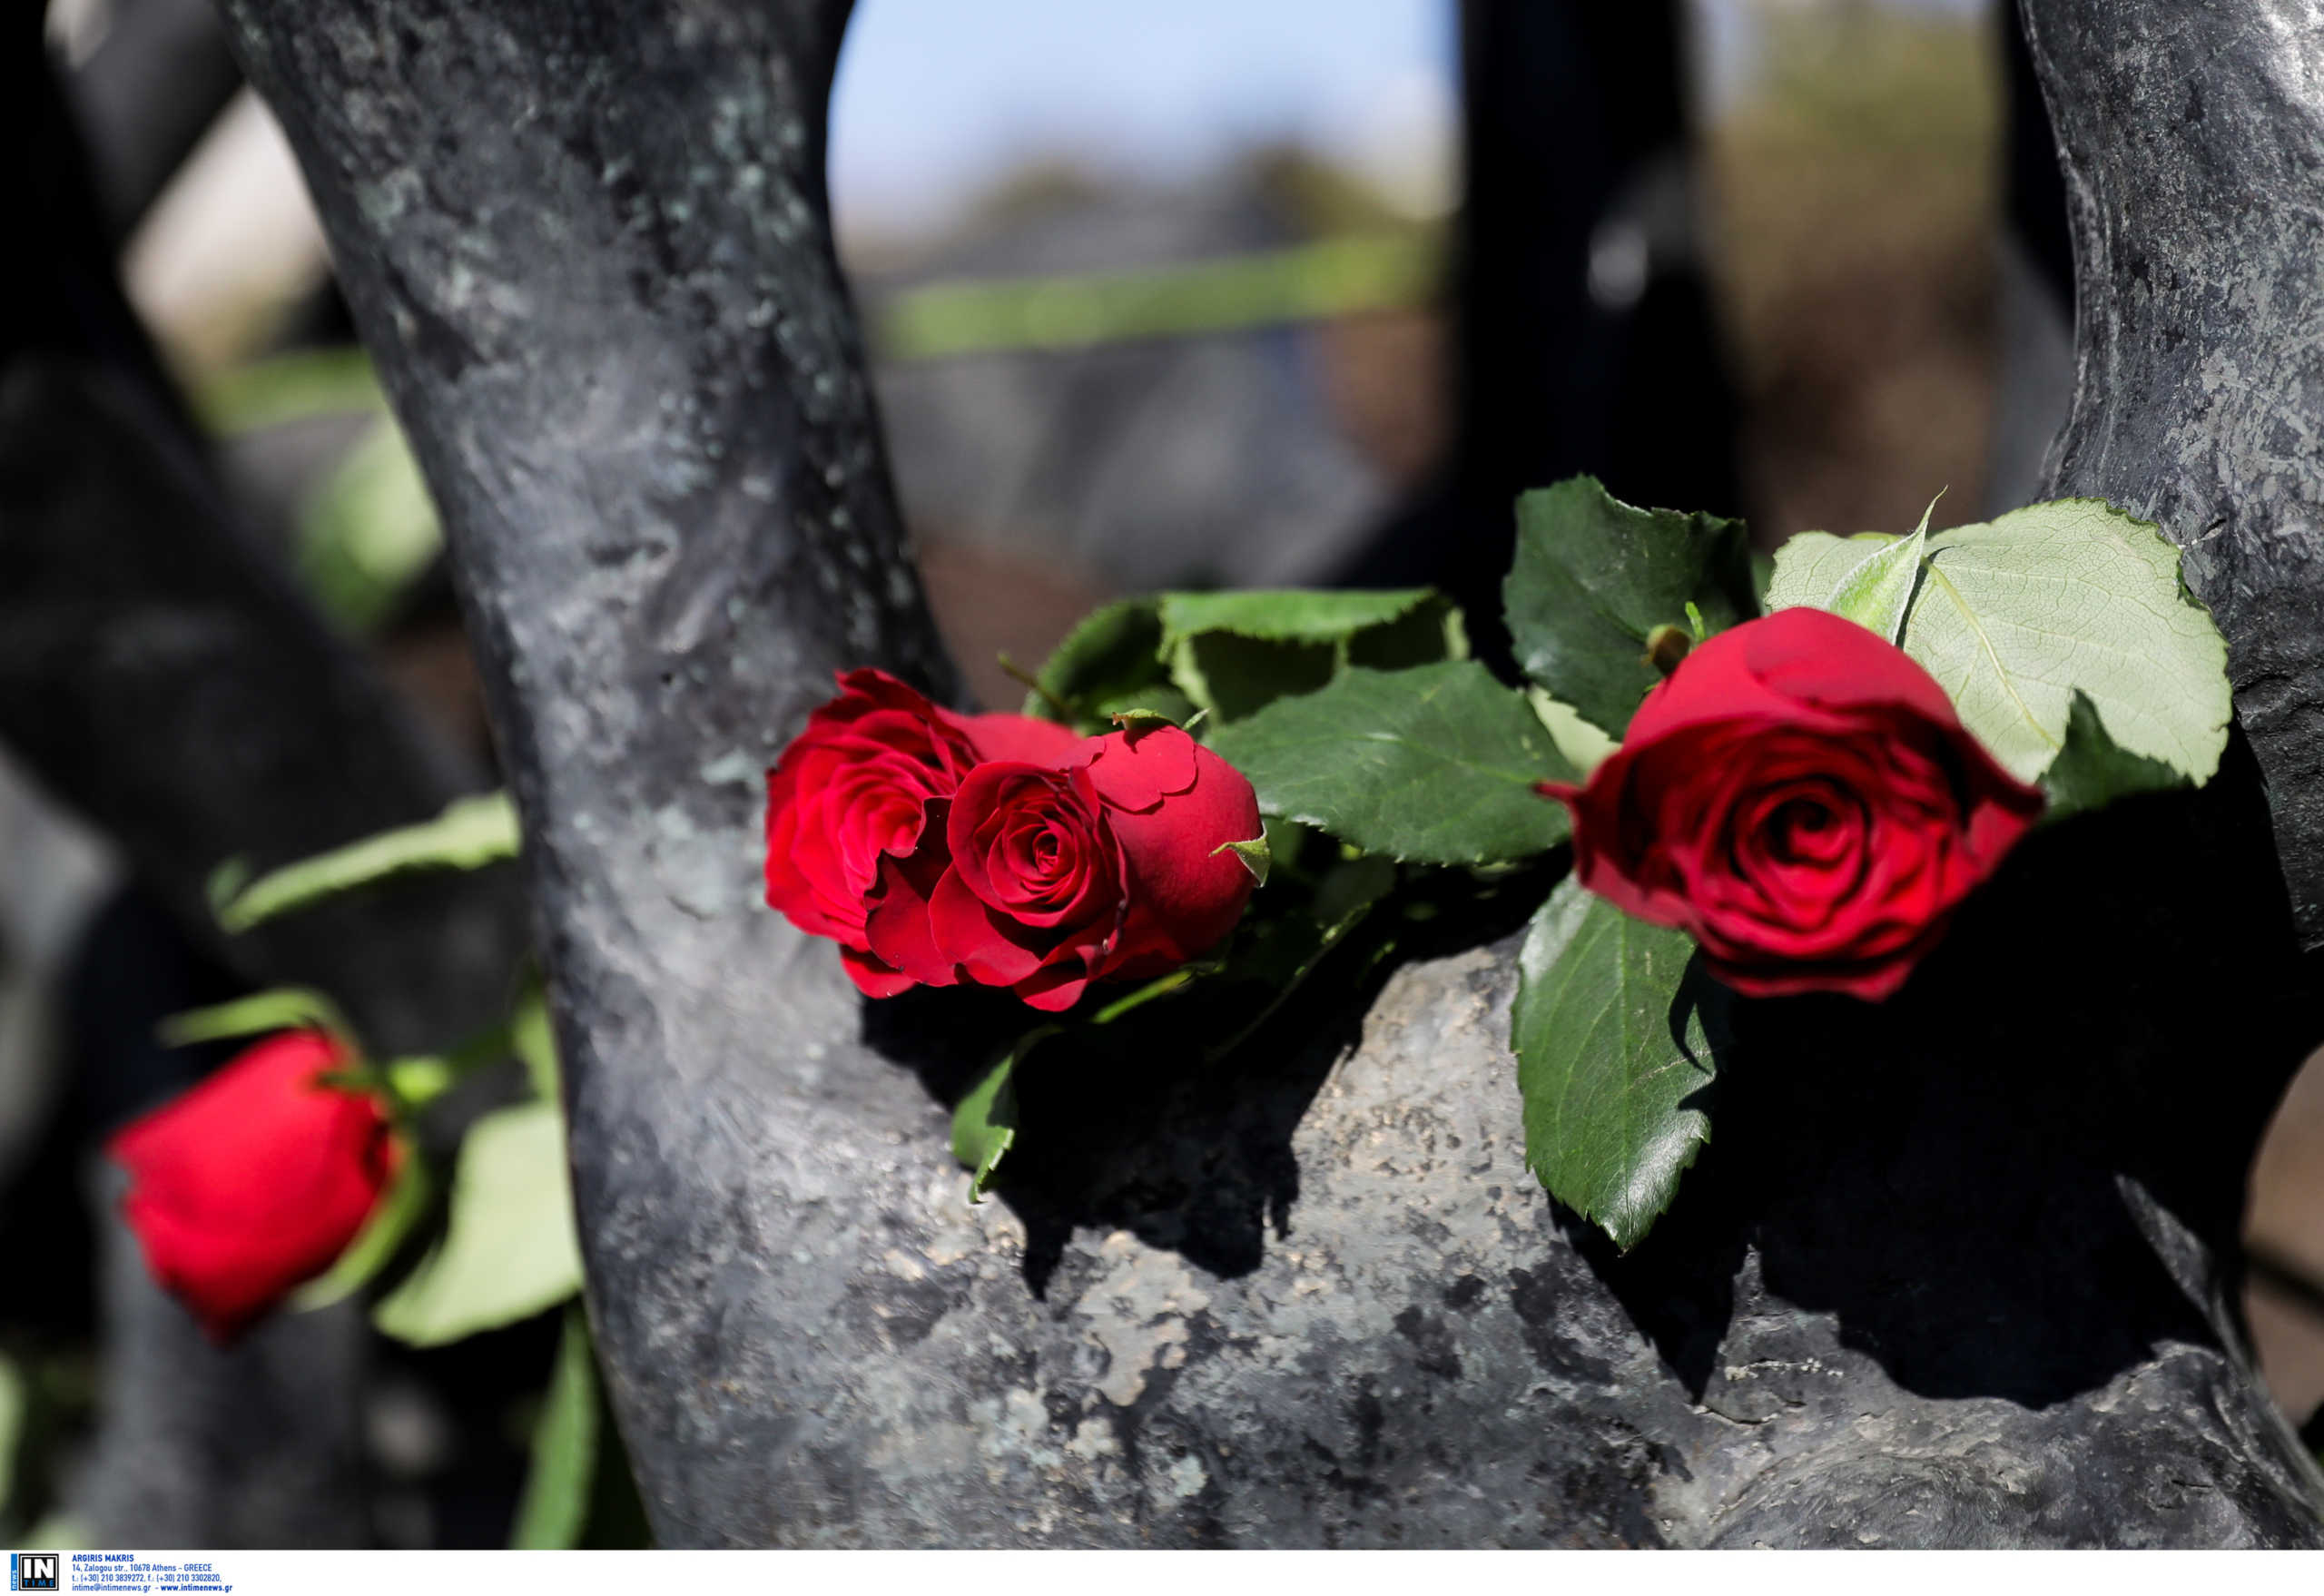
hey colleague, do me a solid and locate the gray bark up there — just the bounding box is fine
[2024,0,2324,950]
[216,0,2324,1547]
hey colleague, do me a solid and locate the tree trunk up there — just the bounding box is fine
[216,0,2324,1546]
[2023,0,2324,951]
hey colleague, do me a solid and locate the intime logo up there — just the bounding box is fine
[8,1553,58,1592]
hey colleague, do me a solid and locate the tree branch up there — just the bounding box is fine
[212,0,961,1542]
[2024,0,2324,949]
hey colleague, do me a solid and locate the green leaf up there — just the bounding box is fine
[1098,683,1199,727]
[1023,599,1172,725]
[1036,587,1470,733]
[2039,691,2185,823]
[1159,588,1468,724]
[512,985,562,1106]
[1167,630,1336,723]
[1158,588,1438,647]
[373,1100,583,1346]
[193,345,386,436]
[1767,536,1884,609]
[380,1008,531,1113]
[1344,593,1469,671]
[1768,499,2231,784]
[290,1152,434,1311]
[1504,476,1757,737]
[951,1037,1043,1203]
[158,988,356,1055]
[1514,880,1728,1249]
[1824,491,1936,643]
[1524,688,1620,779]
[1108,707,1183,736]
[0,1348,24,1522]
[581,1402,655,1548]
[1205,662,1576,865]
[384,1056,455,1105]
[1210,832,1271,885]
[511,1303,601,1550]
[204,857,252,918]
[217,792,520,934]
[298,417,443,634]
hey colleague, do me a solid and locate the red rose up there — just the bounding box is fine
[869,763,1128,1010]
[865,724,1263,1010]
[1541,606,2044,1000]
[763,669,1079,997]
[107,1030,398,1344]
[1081,723,1265,980]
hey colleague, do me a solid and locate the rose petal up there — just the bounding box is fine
[1014,953,1098,1012]
[930,867,1047,987]
[840,944,919,1000]
[957,712,1086,768]
[1080,724,1201,814]
[862,820,964,989]
[765,671,987,961]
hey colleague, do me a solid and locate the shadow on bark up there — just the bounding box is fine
[1589,734,2309,1409]
[864,865,1561,1296]
[859,737,2311,1417]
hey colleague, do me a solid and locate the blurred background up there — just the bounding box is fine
[4,0,2319,1548]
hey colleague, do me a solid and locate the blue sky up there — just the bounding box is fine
[830,0,1994,237]
[831,0,1458,235]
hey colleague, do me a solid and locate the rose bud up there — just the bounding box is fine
[1078,724,1264,980]
[107,1029,399,1344]
[1540,606,2044,1001]
[764,669,1080,997]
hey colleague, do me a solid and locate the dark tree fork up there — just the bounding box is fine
[212,0,2324,1545]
